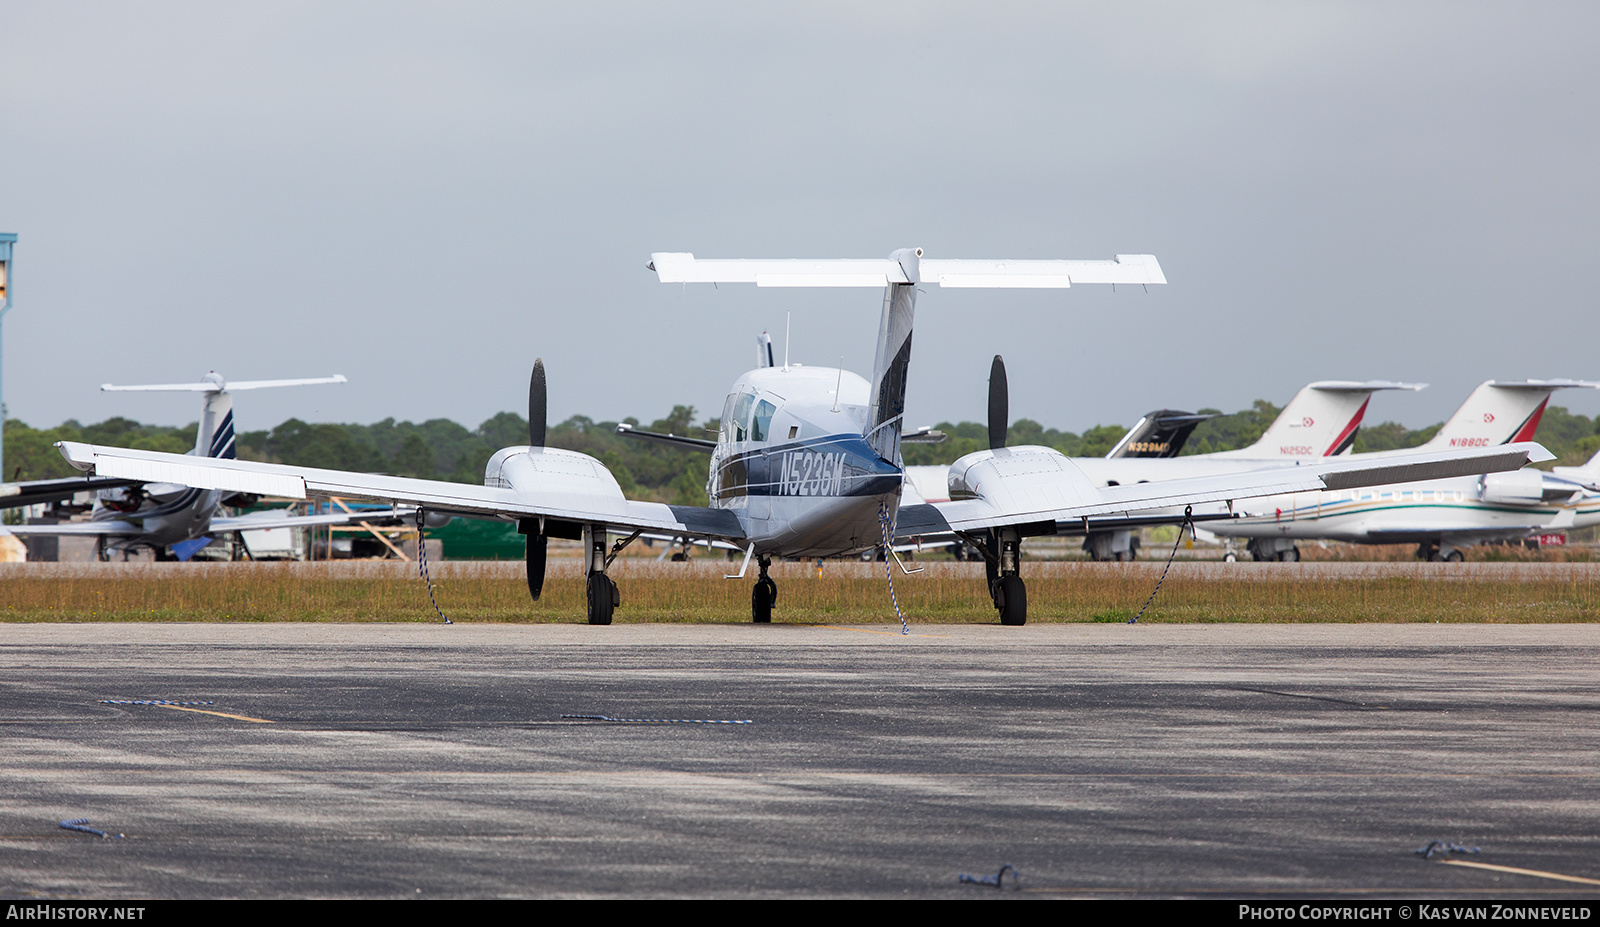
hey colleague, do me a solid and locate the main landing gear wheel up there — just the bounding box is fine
[587,572,618,625]
[1278,547,1300,562]
[996,574,1027,626]
[752,578,776,623]
[751,556,776,623]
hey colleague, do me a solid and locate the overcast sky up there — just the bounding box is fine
[3,2,1597,437]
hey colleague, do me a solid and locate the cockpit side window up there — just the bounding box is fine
[751,400,776,443]
[732,392,755,442]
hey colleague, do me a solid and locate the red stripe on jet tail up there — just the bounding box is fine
[1323,397,1370,456]
[1506,397,1549,444]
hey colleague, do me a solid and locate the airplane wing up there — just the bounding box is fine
[894,506,1237,542]
[3,519,144,536]
[0,476,143,510]
[210,508,406,533]
[908,443,1552,536]
[54,442,748,543]
[2,506,407,538]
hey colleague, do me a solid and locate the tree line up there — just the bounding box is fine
[7,400,1599,504]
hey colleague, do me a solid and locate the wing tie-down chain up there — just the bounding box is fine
[879,502,910,635]
[416,508,452,625]
[1131,505,1192,624]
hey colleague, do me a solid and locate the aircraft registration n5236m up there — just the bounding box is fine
[56,249,1551,625]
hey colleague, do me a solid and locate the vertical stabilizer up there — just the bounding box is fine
[1105,410,1217,459]
[865,248,922,464]
[1210,381,1426,459]
[199,389,236,459]
[1423,380,1600,450]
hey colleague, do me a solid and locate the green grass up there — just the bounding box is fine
[4,560,1598,623]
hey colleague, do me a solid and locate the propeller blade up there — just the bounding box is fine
[529,359,547,448]
[988,355,1008,451]
[527,533,547,601]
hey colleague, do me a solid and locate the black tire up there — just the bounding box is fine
[1223,552,1238,563]
[997,574,1027,626]
[586,572,614,625]
[1278,547,1300,562]
[1115,549,1133,562]
[1445,550,1464,563]
[752,578,776,623]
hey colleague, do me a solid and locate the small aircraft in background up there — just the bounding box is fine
[8,372,397,560]
[57,249,1549,623]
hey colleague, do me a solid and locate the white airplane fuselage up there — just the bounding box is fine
[1205,472,1600,546]
[91,483,225,550]
[707,365,902,557]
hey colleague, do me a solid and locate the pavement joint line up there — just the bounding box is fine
[1440,859,1600,886]
[1235,687,1388,709]
[816,624,951,638]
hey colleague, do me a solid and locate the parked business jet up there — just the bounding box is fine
[1049,381,1420,559]
[11,372,395,560]
[56,249,1548,623]
[1203,380,1600,561]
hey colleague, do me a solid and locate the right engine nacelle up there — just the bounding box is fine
[1478,469,1544,506]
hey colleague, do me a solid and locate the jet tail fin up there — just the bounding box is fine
[1105,410,1217,458]
[1422,380,1600,450]
[1210,381,1426,460]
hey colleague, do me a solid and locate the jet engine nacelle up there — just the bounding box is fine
[1478,469,1545,506]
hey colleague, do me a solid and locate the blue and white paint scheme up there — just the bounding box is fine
[56,248,1553,623]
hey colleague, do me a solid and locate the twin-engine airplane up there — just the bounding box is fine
[56,249,1551,623]
[11,373,396,560]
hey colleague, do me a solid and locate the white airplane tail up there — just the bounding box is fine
[1422,380,1600,450]
[101,372,347,460]
[649,249,1165,465]
[1210,381,1425,459]
[1551,445,1600,483]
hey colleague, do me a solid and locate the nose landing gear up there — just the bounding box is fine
[752,555,776,623]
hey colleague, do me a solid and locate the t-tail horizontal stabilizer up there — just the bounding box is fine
[648,253,1165,288]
